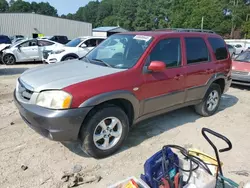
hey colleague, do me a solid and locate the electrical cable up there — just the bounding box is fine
[162,145,214,184]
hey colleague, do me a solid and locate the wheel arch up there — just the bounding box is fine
[79,90,140,126]
[61,53,79,61]
[205,73,226,95]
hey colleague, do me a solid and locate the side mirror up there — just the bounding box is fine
[148,61,166,72]
[81,43,87,48]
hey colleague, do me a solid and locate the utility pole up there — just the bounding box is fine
[230,0,238,39]
[244,14,250,39]
[201,16,204,31]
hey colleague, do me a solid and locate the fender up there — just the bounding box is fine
[203,72,227,97]
[79,90,140,120]
[61,53,79,61]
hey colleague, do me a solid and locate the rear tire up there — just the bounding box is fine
[195,83,221,117]
[2,54,16,65]
[79,105,129,159]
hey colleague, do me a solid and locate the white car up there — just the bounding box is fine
[43,36,106,64]
[232,44,246,55]
[1,38,64,65]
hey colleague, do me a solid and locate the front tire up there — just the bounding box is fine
[195,83,221,117]
[80,105,129,159]
[2,54,16,65]
[62,56,77,61]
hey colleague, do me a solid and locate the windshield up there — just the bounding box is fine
[235,51,250,62]
[85,34,153,69]
[66,38,84,47]
[10,39,26,47]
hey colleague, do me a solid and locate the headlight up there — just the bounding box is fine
[52,49,65,54]
[248,72,250,75]
[36,90,72,109]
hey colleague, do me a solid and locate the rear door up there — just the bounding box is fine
[140,37,186,115]
[184,36,215,102]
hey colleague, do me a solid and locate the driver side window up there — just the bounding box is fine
[149,38,181,68]
[19,41,30,48]
[19,41,37,48]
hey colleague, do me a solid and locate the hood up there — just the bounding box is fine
[0,44,11,51]
[232,60,250,72]
[20,60,126,92]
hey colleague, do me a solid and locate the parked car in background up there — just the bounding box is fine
[0,35,11,44]
[1,38,64,65]
[227,44,236,58]
[43,36,106,64]
[231,50,250,86]
[14,29,232,158]
[41,35,69,44]
[0,35,12,62]
[232,44,245,55]
[10,35,25,43]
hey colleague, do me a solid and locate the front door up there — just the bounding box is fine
[140,37,186,115]
[16,40,39,61]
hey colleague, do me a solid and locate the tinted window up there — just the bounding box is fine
[208,37,228,60]
[185,37,209,64]
[38,40,54,46]
[149,38,181,68]
[227,44,233,49]
[84,39,98,47]
[19,40,37,47]
[66,38,83,47]
[235,44,242,48]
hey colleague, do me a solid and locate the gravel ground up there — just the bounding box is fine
[0,64,250,188]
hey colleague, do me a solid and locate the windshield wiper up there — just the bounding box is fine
[80,56,91,63]
[91,58,113,68]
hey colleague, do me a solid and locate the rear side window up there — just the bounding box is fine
[208,37,228,60]
[185,37,209,64]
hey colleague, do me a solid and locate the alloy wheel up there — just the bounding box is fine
[93,117,123,150]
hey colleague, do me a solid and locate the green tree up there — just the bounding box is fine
[9,0,31,12]
[35,2,57,16]
[118,0,137,30]
[0,0,9,12]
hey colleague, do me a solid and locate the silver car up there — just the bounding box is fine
[1,38,64,65]
[227,44,236,58]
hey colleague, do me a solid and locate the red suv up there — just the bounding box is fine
[14,29,232,158]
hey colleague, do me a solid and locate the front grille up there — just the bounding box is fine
[232,70,249,76]
[16,79,33,101]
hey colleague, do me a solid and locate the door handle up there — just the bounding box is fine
[206,69,214,73]
[174,74,183,80]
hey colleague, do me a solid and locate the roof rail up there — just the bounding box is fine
[154,28,216,33]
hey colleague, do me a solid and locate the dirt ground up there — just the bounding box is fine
[0,64,250,188]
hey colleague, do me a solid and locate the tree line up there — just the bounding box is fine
[1,0,250,38]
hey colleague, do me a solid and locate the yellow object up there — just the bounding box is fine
[38,33,44,38]
[123,179,139,188]
[188,148,223,166]
[62,95,72,108]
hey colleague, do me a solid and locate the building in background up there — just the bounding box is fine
[92,26,128,37]
[0,13,92,40]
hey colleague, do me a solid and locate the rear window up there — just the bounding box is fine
[208,37,228,60]
[0,35,11,44]
[185,37,209,64]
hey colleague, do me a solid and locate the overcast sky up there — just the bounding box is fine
[23,0,93,15]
